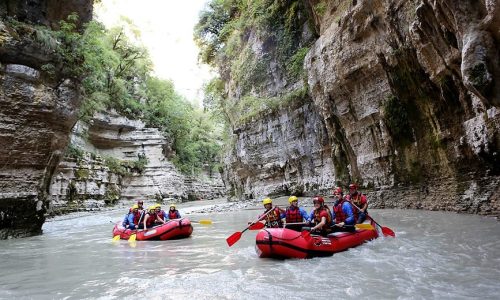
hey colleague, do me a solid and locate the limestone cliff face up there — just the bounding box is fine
[0,1,92,238]
[223,100,335,199]
[49,112,225,213]
[222,0,499,216]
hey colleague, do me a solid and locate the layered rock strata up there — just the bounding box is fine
[0,0,91,238]
[222,0,499,215]
[223,101,336,199]
[49,112,225,213]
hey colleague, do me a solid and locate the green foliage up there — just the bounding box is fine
[104,184,120,205]
[314,2,327,16]
[105,157,130,176]
[6,16,223,176]
[104,155,150,176]
[66,144,84,161]
[75,168,90,180]
[195,0,312,75]
[195,0,315,126]
[286,47,309,79]
[234,87,309,125]
[382,95,413,144]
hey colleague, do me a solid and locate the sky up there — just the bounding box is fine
[95,0,213,105]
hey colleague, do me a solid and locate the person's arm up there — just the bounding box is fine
[300,208,310,222]
[156,214,166,224]
[311,216,326,231]
[342,203,355,226]
[308,211,314,224]
[360,195,368,212]
[176,211,181,218]
[122,214,129,227]
[278,207,286,219]
[143,215,149,229]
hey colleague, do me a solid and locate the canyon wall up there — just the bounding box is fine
[0,0,91,238]
[49,112,224,214]
[221,0,499,216]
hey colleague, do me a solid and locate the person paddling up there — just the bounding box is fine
[331,187,356,232]
[309,196,333,235]
[155,204,168,224]
[257,198,285,228]
[284,196,310,231]
[167,204,181,220]
[154,204,167,225]
[143,206,157,229]
[122,204,140,230]
[345,183,368,224]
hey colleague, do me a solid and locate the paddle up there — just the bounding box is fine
[226,207,275,247]
[301,230,313,242]
[191,219,213,225]
[248,222,265,230]
[111,221,122,241]
[349,202,395,237]
[354,223,374,230]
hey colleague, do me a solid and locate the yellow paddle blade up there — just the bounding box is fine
[355,224,374,230]
[112,235,121,242]
[128,234,137,242]
[198,219,212,225]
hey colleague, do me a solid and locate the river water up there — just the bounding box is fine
[1,200,499,299]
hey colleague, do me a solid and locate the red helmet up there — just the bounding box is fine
[312,196,324,205]
[333,187,343,195]
[349,183,358,190]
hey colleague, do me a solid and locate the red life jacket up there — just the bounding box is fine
[133,211,142,224]
[285,206,303,223]
[145,213,156,227]
[333,199,353,223]
[264,208,283,228]
[168,210,180,219]
[156,210,165,220]
[313,206,332,225]
[347,193,368,219]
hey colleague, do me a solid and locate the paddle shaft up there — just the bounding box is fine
[247,206,277,231]
[226,206,276,247]
[349,201,378,226]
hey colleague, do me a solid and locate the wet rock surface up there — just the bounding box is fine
[222,0,499,216]
[0,20,82,238]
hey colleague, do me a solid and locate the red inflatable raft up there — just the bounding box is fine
[112,218,193,241]
[255,222,378,259]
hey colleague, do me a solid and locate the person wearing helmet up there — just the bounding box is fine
[331,187,356,232]
[153,204,167,225]
[346,183,368,223]
[122,204,141,230]
[309,196,333,235]
[167,204,181,220]
[284,196,310,231]
[137,200,144,212]
[257,198,285,228]
[143,206,158,229]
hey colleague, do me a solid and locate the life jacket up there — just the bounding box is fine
[333,199,353,223]
[313,206,332,226]
[264,208,283,228]
[168,210,180,219]
[145,212,156,227]
[132,211,142,224]
[156,210,166,221]
[285,206,304,223]
[348,192,368,219]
